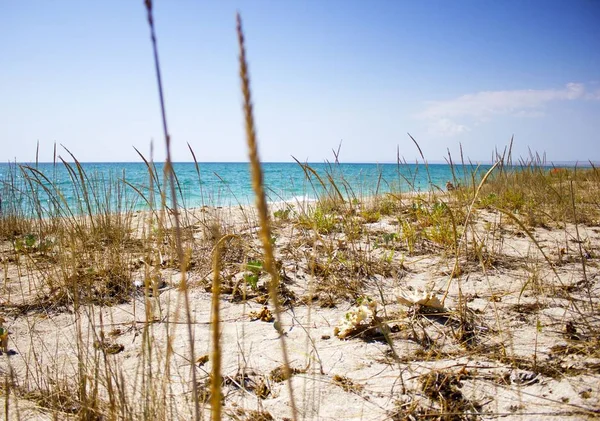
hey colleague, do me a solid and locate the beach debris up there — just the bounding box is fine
[332,374,364,393]
[564,321,580,340]
[249,306,274,322]
[334,296,381,339]
[224,372,271,399]
[197,354,209,367]
[94,340,125,355]
[270,365,304,383]
[509,370,539,385]
[419,369,481,414]
[397,289,445,311]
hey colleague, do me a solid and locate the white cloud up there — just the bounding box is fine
[428,118,470,137]
[417,83,597,136]
[586,88,600,100]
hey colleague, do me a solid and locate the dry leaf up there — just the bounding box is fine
[249,306,274,322]
[197,354,209,366]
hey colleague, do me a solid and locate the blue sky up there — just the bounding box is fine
[1,1,599,163]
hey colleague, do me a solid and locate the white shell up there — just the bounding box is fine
[397,289,444,310]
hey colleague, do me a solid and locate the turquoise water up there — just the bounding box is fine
[0,162,485,216]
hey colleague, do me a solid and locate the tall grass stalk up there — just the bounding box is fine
[236,13,298,421]
[143,2,199,420]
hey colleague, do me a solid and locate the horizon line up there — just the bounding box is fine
[3,160,599,166]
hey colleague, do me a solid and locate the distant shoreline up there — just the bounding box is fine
[1,161,595,217]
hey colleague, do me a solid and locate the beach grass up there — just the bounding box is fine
[1,138,600,421]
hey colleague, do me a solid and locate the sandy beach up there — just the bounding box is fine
[1,183,599,420]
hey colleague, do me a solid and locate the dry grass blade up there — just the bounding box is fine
[493,207,562,286]
[442,160,501,305]
[210,233,226,421]
[236,12,298,421]
[292,156,345,203]
[407,133,432,187]
[143,1,199,420]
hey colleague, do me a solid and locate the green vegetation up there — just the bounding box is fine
[2,132,599,421]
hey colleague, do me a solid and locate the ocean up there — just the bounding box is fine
[0,162,487,216]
